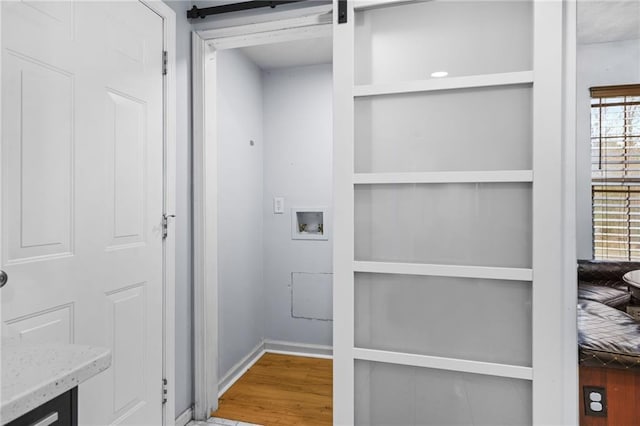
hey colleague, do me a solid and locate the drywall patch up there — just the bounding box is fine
[291,272,333,321]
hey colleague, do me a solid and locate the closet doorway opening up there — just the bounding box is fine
[192,7,334,424]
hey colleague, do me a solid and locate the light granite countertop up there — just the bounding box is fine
[1,343,111,424]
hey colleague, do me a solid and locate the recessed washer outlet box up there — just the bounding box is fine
[291,207,328,240]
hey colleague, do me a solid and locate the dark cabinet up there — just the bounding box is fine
[6,388,77,426]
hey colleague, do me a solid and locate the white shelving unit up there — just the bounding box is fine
[333,0,567,424]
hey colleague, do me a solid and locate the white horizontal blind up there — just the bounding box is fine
[591,85,640,260]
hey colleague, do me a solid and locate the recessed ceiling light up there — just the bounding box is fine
[431,71,449,78]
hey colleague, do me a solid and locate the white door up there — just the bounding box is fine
[333,0,565,424]
[1,2,165,425]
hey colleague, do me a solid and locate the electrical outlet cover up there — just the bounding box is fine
[583,386,607,417]
[274,197,284,214]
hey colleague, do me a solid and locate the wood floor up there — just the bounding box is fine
[212,353,332,426]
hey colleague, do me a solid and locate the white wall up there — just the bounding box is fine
[576,38,640,259]
[262,64,334,345]
[216,49,266,378]
[162,1,194,418]
[216,59,334,377]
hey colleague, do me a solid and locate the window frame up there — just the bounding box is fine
[590,84,640,261]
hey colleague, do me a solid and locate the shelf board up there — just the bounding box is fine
[354,71,534,98]
[353,261,533,282]
[353,170,533,185]
[353,348,533,381]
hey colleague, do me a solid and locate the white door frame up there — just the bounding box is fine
[0,2,176,424]
[191,5,332,420]
[141,2,177,425]
[192,1,578,424]
[562,1,578,424]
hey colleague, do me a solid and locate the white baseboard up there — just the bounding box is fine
[218,341,265,397]
[264,339,333,359]
[176,406,193,426]
[217,339,333,398]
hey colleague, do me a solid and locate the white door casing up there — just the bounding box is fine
[191,8,333,420]
[1,2,173,425]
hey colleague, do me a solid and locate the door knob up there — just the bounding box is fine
[0,270,7,288]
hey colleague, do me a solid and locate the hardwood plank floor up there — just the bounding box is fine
[212,353,332,426]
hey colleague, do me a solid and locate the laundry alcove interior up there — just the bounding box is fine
[208,30,334,424]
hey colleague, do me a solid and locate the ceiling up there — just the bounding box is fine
[239,36,333,70]
[194,0,638,49]
[578,0,640,44]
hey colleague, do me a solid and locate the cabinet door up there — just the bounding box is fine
[6,388,77,426]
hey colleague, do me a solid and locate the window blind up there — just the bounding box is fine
[591,84,640,261]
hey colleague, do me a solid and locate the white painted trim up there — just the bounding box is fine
[175,407,193,426]
[192,32,219,421]
[265,349,333,360]
[264,339,333,359]
[136,2,178,425]
[218,342,265,397]
[353,348,533,381]
[353,0,414,10]
[353,261,533,282]
[562,2,579,425]
[532,1,566,424]
[353,170,533,185]
[209,23,332,50]
[195,5,333,39]
[332,0,355,423]
[353,71,534,97]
